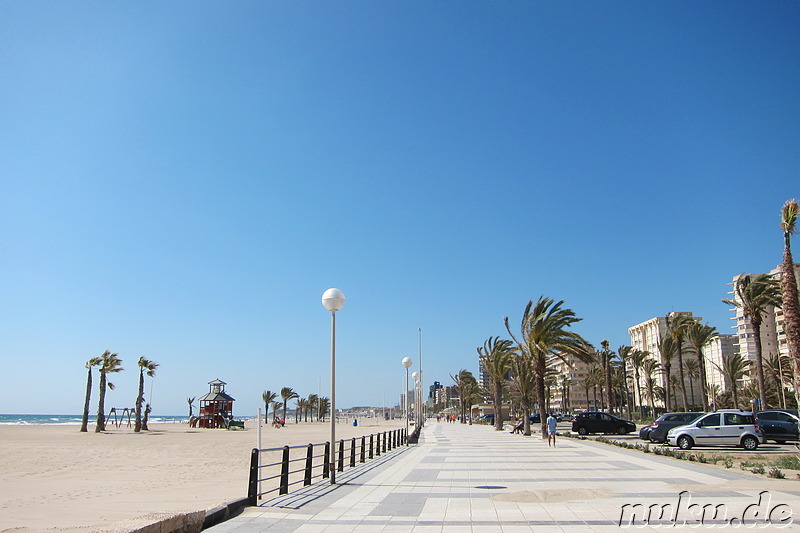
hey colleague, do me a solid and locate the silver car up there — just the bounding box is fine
[666,410,763,450]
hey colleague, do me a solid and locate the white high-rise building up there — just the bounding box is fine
[703,333,738,394]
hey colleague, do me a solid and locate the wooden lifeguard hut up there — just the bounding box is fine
[198,379,235,428]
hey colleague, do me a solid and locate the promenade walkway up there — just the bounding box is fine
[209,420,800,531]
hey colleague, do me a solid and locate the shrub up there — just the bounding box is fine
[768,467,786,479]
[773,456,800,470]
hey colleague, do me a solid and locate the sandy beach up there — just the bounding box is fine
[0,419,404,532]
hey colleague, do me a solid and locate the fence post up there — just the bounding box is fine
[390,430,395,450]
[323,442,330,479]
[376,432,381,456]
[304,443,314,486]
[350,437,356,467]
[248,448,259,506]
[279,446,290,495]
[369,434,374,459]
[337,439,345,472]
[360,436,366,463]
[383,431,387,453]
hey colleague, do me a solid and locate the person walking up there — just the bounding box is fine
[547,413,558,447]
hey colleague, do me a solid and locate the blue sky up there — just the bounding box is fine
[1,2,798,416]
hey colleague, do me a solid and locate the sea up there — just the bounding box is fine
[0,414,196,425]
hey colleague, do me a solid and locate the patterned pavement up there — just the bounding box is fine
[207,419,800,532]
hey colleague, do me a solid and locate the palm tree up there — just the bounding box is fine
[262,390,277,422]
[477,336,515,431]
[187,397,196,419]
[561,376,574,413]
[580,374,592,412]
[307,393,319,421]
[80,355,103,432]
[713,352,752,410]
[134,356,159,432]
[630,349,649,418]
[598,340,615,413]
[588,363,604,411]
[295,398,306,423]
[505,296,592,438]
[723,273,781,410]
[685,321,717,411]
[508,354,537,435]
[280,387,299,423]
[666,313,694,412]
[764,353,792,409]
[95,351,123,433]
[657,336,677,411]
[683,359,700,409]
[318,397,330,421]
[641,358,661,417]
[450,369,478,424]
[271,401,283,423]
[616,346,633,420]
[779,199,800,408]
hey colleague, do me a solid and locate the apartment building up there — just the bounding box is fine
[547,352,593,412]
[702,333,738,393]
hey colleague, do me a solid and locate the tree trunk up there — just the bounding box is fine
[663,362,671,412]
[81,367,92,432]
[696,351,710,411]
[135,369,144,432]
[676,345,688,411]
[634,369,643,419]
[780,248,800,409]
[752,319,768,411]
[494,381,504,431]
[95,373,107,433]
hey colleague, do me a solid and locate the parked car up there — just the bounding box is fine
[639,424,653,441]
[571,412,637,435]
[755,410,800,444]
[644,412,703,444]
[666,410,763,450]
[479,414,495,425]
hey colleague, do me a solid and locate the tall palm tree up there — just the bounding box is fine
[295,398,306,423]
[80,355,103,432]
[588,362,604,411]
[713,352,752,410]
[630,349,649,418]
[509,353,537,435]
[134,356,159,432]
[307,393,319,421]
[271,401,283,422]
[616,345,633,419]
[505,296,592,438]
[683,359,700,409]
[561,376,573,413]
[641,358,661,417]
[450,369,477,424]
[580,373,592,412]
[764,353,792,409]
[187,397,196,419]
[95,351,123,433]
[666,313,694,412]
[318,397,330,421]
[477,336,515,431]
[685,321,717,411]
[280,387,299,423]
[599,340,615,413]
[657,336,677,411]
[262,390,277,422]
[723,273,781,411]
[779,199,800,408]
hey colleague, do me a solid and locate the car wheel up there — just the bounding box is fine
[617,426,628,435]
[677,435,693,450]
[742,436,759,451]
[577,426,588,435]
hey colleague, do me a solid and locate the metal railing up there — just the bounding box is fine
[248,428,406,504]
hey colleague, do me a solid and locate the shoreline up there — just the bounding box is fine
[0,419,402,532]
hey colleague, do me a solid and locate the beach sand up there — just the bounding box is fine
[0,419,404,532]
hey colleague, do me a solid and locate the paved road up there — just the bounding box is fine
[209,420,800,531]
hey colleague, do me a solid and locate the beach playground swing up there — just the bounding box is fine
[108,407,134,428]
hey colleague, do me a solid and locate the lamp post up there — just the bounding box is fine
[322,288,345,484]
[412,371,420,428]
[402,357,412,444]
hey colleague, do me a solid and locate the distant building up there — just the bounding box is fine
[547,353,592,413]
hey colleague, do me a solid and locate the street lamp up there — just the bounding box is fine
[322,288,345,484]
[402,357,412,444]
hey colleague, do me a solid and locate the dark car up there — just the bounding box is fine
[755,411,800,444]
[530,413,562,424]
[645,412,703,443]
[571,412,636,435]
[639,425,653,441]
